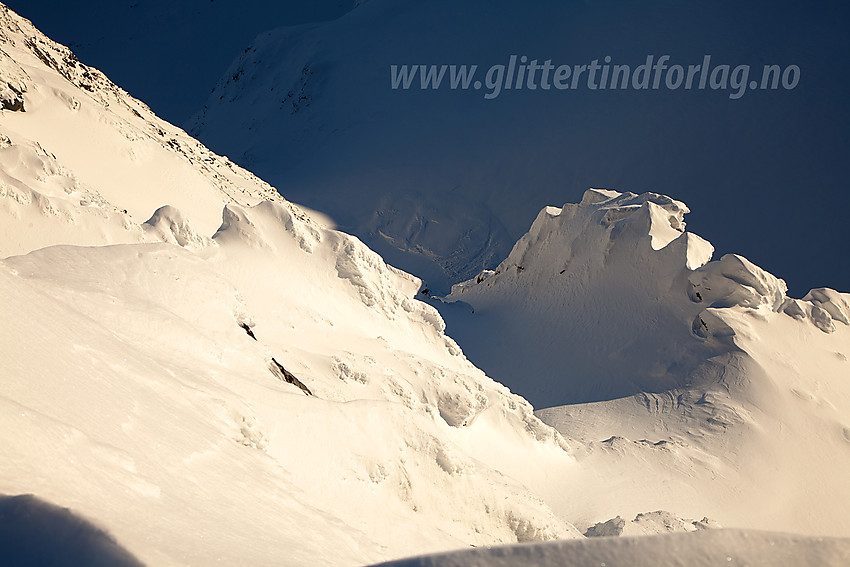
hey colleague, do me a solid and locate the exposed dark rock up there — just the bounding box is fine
[269,358,312,396]
[584,516,626,537]
[1,82,25,111]
[0,95,23,111]
[239,322,257,340]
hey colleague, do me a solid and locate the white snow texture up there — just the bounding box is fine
[1,3,849,566]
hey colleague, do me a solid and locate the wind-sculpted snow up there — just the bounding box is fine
[4,2,850,562]
[201,198,566,447]
[687,254,850,336]
[1,205,579,563]
[688,254,788,311]
[0,5,582,562]
[802,287,850,333]
[444,187,850,538]
[142,205,212,249]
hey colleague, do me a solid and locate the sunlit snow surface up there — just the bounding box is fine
[373,530,850,567]
[2,3,850,566]
[0,5,576,565]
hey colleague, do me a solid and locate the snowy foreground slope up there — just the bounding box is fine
[3,3,850,566]
[0,5,578,564]
[445,189,850,537]
[373,530,850,567]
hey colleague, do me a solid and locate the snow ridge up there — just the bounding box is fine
[444,188,850,537]
[0,4,582,564]
[449,189,847,403]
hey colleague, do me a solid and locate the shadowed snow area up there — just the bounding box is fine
[0,494,143,567]
[187,0,850,296]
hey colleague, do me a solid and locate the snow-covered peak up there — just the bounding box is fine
[440,187,850,537]
[450,188,843,344]
[488,189,706,285]
[450,188,714,313]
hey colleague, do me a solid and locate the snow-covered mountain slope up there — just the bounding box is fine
[187,0,850,295]
[4,3,850,564]
[1,217,577,565]
[0,2,285,258]
[3,0,356,124]
[443,188,850,537]
[0,5,581,564]
[373,529,850,567]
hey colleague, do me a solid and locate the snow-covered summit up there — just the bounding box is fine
[442,187,850,537]
[452,188,710,297]
[448,188,847,404]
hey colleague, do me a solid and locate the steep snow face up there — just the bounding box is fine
[446,188,848,405]
[447,189,723,405]
[187,0,850,295]
[0,3,283,258]
[0,6,579,565]
[444,188,850,537]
